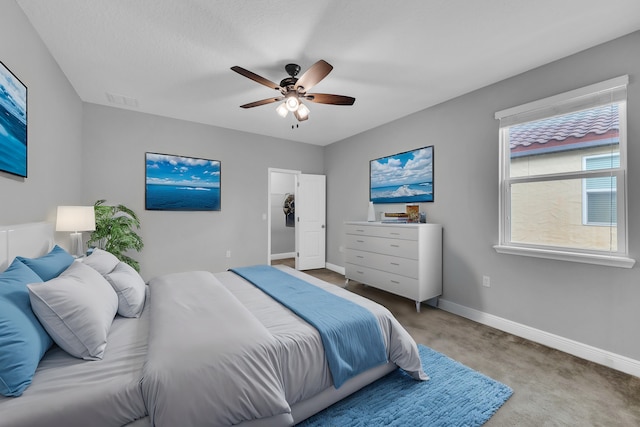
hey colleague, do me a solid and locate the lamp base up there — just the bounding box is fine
[69,232,84,258]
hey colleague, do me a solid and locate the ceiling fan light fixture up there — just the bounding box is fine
[276,102,288,118]
[285,94,300,112]
[296,103,310,120]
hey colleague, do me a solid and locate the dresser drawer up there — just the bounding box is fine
[345,249,419,279]
[345,224,418,241]
[345,264,419,301]
[345,234,418,260]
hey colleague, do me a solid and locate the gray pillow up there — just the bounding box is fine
[82,248,120,276]
[27,262,118,360]
[105,262,146,318]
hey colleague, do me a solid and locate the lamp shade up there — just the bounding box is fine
[56,206,96,232]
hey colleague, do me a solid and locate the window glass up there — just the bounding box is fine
[510,178,617,251]
[496,76,628,260]
[509,104,619,178]
[584,153,619,225]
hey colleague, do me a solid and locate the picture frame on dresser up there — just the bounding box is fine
[0,61,27,178]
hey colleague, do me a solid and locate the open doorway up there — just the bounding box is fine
[268,168,300,265]
[268,168,326,270]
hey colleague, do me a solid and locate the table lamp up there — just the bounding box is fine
[56,206,96,257]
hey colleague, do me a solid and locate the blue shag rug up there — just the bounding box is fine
[297,344,513,427]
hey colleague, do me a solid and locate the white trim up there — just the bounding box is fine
[493,244,635,268]
[495,75,628,120]
[325,262,345,275]
[270,252,296,261]
[438,298,640,379]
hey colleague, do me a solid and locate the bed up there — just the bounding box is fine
[0,222,427,427]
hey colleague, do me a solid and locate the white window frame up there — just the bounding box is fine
[582,153,619,226]
[494,76,635,268]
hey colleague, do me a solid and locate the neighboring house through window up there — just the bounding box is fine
[494,76,634,268]
[583,153,619,226]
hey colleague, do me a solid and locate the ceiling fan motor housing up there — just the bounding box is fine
[285,63,301,77]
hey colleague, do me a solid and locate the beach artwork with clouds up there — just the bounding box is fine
[145,152,221,211]
[370,146,434,203]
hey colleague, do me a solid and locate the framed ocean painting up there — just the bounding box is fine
[0,61,27,178]
[370,145,434,204]
[145,152,221,211]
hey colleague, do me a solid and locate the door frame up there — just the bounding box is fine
[267,168,300,265]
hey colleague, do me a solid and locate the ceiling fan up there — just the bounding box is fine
[231,60,355,122]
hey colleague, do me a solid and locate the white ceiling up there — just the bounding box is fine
[16,0,640,146]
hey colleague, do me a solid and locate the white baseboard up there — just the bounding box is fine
[438,299,640,378]
[270,252,295,261]
[325,262,345,275]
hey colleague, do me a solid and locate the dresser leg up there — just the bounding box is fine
[415,301,421,313]
[344,278,349,288]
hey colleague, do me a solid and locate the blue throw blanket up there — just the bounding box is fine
[230,265,388,388]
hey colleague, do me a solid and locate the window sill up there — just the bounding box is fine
[493,245,636,268]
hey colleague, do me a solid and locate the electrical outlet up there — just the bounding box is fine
[482,275,491,288]
[226,250,231,258]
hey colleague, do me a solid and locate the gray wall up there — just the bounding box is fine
[0,1,83,233]
[325,31,640,361]
[81,104,323,279]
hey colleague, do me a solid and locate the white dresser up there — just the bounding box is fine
[344,221,442,312]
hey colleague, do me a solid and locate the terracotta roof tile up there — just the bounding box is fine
[510,104,619,148]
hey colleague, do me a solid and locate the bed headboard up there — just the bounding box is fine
[0,222,54,272]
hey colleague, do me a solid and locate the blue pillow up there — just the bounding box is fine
[0,259,53,397]
[16,245,74,281]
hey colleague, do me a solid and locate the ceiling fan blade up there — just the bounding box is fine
[239,96,283,109]
[305,93,356,106]
[231,66,281,90]
[295,60,333,92]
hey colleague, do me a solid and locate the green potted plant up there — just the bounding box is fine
[87,199,144,272]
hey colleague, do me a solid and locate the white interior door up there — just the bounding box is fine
[295,174,326,270]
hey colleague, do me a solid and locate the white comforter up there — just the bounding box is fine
[142,266,426,427]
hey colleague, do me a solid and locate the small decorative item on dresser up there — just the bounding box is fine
[406,204,419,222]
[367,201,376,222]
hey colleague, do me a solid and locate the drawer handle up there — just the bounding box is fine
[356,229,365,232]
[390,280,400,284]
[356,270,364,274]
[356,255,364,259]
[390,244,400,248]
[390,262,400,266]
[390,232,400,235]
[357,240,365,243]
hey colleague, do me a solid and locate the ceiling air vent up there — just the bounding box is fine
[106,92,139,108]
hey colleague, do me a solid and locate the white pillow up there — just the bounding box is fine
[82,248,120,275]
[27,262,118,360]
[105,262,146,318]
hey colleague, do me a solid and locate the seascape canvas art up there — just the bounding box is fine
[0,62,27,178]
[145,152,221,211]
[370,146,434,204]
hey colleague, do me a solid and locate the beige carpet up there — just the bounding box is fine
[273,260,640,426]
